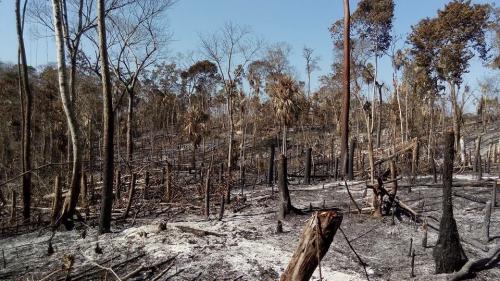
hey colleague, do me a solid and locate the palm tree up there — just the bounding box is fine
[266,74,304,218]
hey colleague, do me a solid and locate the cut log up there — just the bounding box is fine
[280,210,343,281]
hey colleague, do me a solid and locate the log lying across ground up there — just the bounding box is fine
[280,209,343,281]
[450,244,500,281]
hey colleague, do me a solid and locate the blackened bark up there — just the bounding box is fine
[340,0,351,177]
[304,148,312,185]
[347,138,356,180]
[278,154,292,219]
[433,130,467,273]
[268,143,275,186]
[16,0,32,221]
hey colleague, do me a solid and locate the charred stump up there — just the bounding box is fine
[280,210,343,281]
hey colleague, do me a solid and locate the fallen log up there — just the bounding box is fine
[176,225,225,237]
[453,191,487,204]
[450,244,500,281]
[280,209,343,281]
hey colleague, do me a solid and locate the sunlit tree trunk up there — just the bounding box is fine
[97,0,115,234]
[340,0,351,176]
[51,0,83,225]
[16,0,32,221]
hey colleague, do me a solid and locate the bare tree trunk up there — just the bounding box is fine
[268,143,275,186]
[126,90,134,164]
[304,147,312,185]
[347,138,356,181]
[16,0,32,221]
[433,129,467,273]
[51,176,62,225]
[278,154,292,219]
[340,0,351,177]
[222,94,235,203]
[376,82,383,148]
[97,0,115,234]
[51,0,83,227]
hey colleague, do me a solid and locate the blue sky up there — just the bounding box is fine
[0,0,497,100]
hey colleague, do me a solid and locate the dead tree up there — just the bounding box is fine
[390,160,398,196]
[164,163,171,202]
[280,210,343,281]
[10,191,17,224]
[474,135,482,177]
[98,0,115,235]
[483,201,491,242]
[278,154,293,219]
[123,173,136,219]
[51,176,62,225]
[16,0,33,221]
[433,130,467,274]
[347,138,356,180]
[492,181,497,207]
[205,164,211,218]
[339,0,351,177]
[115,170,121,200]
[450,244,500,281]
[304,147,312,185]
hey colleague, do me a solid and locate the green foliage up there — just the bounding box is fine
[408,0,492,87]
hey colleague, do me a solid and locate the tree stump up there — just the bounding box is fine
[280,210,343,281]
[51,176,62,225]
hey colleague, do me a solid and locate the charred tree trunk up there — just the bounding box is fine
[278,154,292,219]
[347,138,356,180]
[433,130,467,274]
[390,160,398,197]
[339,0,351,177]
[280,210,343,281]
[268,143,275,186]
[304,148,312,185]
[205,165,211,218]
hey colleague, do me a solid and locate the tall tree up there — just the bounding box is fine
[97,0,114,234]
[51,0,83,227]
[200,22,260,202]
[339,0,351,176]
[409,0,491,157]
[352,0,394,142]
[15,0,32,221]
[106,0,174,165]
[302,47,319,98]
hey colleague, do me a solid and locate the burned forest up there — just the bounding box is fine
[1,0,500,280]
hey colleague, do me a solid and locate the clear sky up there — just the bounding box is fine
[0,0,497,100]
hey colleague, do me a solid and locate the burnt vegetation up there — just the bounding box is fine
[0,0,500,280]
